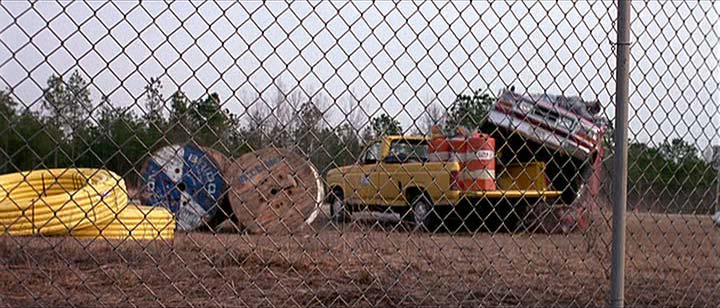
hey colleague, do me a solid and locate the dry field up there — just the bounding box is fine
[0,210,717,307]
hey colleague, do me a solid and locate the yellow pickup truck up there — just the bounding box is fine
[325,135,565,231]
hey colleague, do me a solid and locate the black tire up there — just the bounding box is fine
[522,200,578,234]
[500,203,525,233]
[329,189,349,223]
[480,204,508,233]
[546,156,589,205]
[410,194,441,232]
[519,201,552,233]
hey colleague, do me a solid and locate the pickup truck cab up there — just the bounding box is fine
[325,135,563,231]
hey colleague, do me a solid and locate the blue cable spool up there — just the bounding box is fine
[141,144,227,231]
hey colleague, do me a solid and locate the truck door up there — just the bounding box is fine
[378,139,428,206]
[354,141,382,204]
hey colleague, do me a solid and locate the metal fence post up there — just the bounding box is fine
[610,0,632,307]
[715,167,719,218]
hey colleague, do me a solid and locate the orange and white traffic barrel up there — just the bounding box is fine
[448,136,467,163]
[458,134,496,191]
[428,136,451,162]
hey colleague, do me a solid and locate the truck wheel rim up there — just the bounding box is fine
[574,183,586,204]
[332,199,344,218]
[414,200,429,225]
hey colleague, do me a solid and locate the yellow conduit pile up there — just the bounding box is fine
[0,168,175,240]
[71,205,175,240]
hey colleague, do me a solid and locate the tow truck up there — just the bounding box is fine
[326,90,606,232]
[325,135,563,231]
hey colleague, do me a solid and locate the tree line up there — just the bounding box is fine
[0,71,492,177]
[0,71,367,178]
[0,71,716,213]
[622,138,716,213]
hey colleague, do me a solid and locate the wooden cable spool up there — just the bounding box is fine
[224,148,323,234]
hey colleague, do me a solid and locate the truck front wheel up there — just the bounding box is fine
[546,157,589,205]
[330,189,349,223]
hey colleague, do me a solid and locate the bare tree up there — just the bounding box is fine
[243,93,269,150]
[419,98,447,135]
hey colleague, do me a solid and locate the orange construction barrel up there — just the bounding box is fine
[428,136,451,162]
[448,136,466,163]
[458,134,496,191]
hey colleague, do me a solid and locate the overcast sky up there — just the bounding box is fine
[0,1,718,147]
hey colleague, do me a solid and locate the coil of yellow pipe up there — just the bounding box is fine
[0,169,126,236]
[72,205,175,240]
[0,168,175,240]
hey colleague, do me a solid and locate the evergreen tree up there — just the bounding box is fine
[190,92,235,150]
[42,70,92,139]
[144,77,165,126]
[446,89,494,130]
[0,91,17,172]
[370,114,402,137]
[41,70,93,164]
[168,90,192,143]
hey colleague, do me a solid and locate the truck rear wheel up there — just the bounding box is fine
[411,194,441,232]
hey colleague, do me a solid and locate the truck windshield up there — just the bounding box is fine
[389,140,428,161]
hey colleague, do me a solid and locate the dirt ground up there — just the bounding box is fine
[0,209,717,307]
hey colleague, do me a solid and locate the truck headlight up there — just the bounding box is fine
[558,117,575,130]
[517,102,533,114]
[586,129,597,139]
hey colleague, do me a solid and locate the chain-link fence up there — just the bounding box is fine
[0,1,718,307]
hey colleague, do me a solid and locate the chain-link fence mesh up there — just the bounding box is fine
[0,1,718,307]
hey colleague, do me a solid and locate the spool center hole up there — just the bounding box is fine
[270,188,279,195]
[177,183,186,191]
